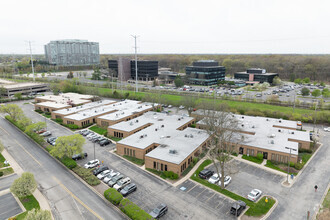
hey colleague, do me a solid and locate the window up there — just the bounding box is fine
[130,149,132,156]
[124,148,127,155]
[133,150,135,157]
[161,164,163,171]
[165,165,167,171]
[153,161,156,169]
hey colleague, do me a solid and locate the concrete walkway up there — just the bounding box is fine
[1,149,53,217]
[173,158,207,187]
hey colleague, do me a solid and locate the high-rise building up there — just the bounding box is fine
[44,39,99,66]
[185,60,225,85]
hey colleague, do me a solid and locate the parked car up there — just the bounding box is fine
[179,105,185,109]
[168,105,172,108]
[93,166,109,176]
[208,173,220,184]
[36,128,47,134]
[41,131,51,137]
[103,171,120,183]
[72,153,88,160]
[84,159,100,169]
[247,189,262,202]
[50,140,56,146]
[97,170,111,180]
[113,177,131,191]
[82,130,91,136]
[199,169,214,179]
[120,183,137,196]
[218,176,232,187]
[99,139,111,146]
[230,200,246,216]
[149,204,168,219]
[78,129,87,135]
[47,137,57,143]
[108,174,124,187]
[324,127,330,132]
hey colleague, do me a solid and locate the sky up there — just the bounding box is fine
[1,0,330,54]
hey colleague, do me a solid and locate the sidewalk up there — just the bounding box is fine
[1,149,53,217]
[173,158,207,187]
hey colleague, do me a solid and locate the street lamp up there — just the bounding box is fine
[94,142,96,160]
[285,147,297,183]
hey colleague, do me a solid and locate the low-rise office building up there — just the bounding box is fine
[130,60,159,81]
[234,68,279,84]
[193,110,310,163]
[35,93,93,107]
[51,99,116,120]
[114,112,210,176]
[186,60,225,86]
[35,101,71,113]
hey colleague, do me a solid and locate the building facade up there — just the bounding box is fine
[130,60,158,81]
[185,60,225,86]
[44,39,100,66]
[234,68,279,84]
[108,58,131,81]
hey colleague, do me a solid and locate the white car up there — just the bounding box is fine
[97,170,111,180]
[113,177,131,191]
[208,173,221,184]
[179,105,185,109]
[41,131,52,137]
[324,127,330,132]
[218,176,231,187]
[84,159,100,169]
[168,105,172,108]
[247,189,262,202]
[103,171,120,183]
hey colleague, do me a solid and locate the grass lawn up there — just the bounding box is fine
[107,136,122,142]
[42,113,51,118]
[242,155,263,164]
[0,167,14,176]
[123,155,145,166]
[0,153,10,168]
[89,125,107,135]
[190,159,276,217]
[15,195,40,220]
[300,153,312,163]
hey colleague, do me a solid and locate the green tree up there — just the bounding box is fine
[41,72,45,78]
[301,87,310,96]
[320,82,325,87]
[14,93,22,100]
[222,59,233,74]
[174,76,184,88]
[0,104,24,121]
[322,88,330,98]
[261,82,270,90]
[67,71,74,79]
[304,64,317,81]
[50,84,60,95]
[289,73,296,82]
[10,172,37,198]
[294,78,302,84]
[272,76,282,86]
[312,89,321,97]
[83,72,87,78]
[91,69,101,80]
[50,134,85,159]
[303,77,310,84]
[25,208,52,220]
[17,116,32,130]
[25,122,46,134]
[0,86,6,96]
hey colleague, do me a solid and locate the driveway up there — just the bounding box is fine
[0,193,23,220]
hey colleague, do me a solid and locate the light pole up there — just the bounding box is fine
[131,35,139,93]
[94,142,96,160]
[285,147,297,183]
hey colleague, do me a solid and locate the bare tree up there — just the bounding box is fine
[198,102,242,189]
[182,95,197,116]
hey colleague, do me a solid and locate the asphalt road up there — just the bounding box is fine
[0,193,22,220]
[0,174,17,192]
[0,116,125,220]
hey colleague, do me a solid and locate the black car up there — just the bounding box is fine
[199,169,214,179]
[120,183,137,196]
[230,200,246,216]
[99,139,111,146]
[93,166,109,176]
[72,153,88,160]
[149,204,168,219]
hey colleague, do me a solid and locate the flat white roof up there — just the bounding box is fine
[36,101,71,109]
[98,103,153,121]
[195,111,310,156]
[0,79,14,84]
[38,93,92,105]
[53,99,116,116]
[3,82,48,89]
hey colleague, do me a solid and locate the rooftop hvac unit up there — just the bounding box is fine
[190,134,194,138]
[136,120,139,123]
[144,134,147,137]
[271,134,276,138]
[169,149,177,154]
[252,125,255,128]
[155,128,158,131]
[140,135,144,139]
[185,134,188,137]
[270,140,275,144]
[161,125,164,128]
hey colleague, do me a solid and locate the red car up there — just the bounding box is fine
[36,128,46,134]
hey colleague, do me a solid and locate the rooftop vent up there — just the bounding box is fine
[129,122,133,126]
[144,134,147,137]
[67,109,69,111]
[266,118,269,121]
[242,116,244,119]
[271,134,275,138]
[169,149,177,154]
[291,131,295,134]
[190,134,194,138]
[185,134,188,137]
[136,120,139,123]
[161,125,164,128]
[83,114,86,116]
[270,140,275,144]
[140,135,144,139]
[241,124,244,127]
[178,118,181,121]
[155,128,158,131]
[252,125,255,128]
[278,129,281,132]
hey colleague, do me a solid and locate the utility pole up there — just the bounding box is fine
[285,147,296,184]
[119,56,123,95]
[313,101,317,132]
[28,41,35,82]
[131,35,138,93]
[293,91,296,113]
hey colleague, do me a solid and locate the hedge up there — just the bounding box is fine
[59,156,77,169]
[146,168,179,180]
[104,188,123,205]
[119,199,153,220]
[72,166,100,186]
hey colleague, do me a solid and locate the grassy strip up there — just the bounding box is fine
[123,155,145,166]
[119,198,153,220]
[89,125,107,135]
[191,159,275,217]
[0,167,14,177]
[242,155,263,164]
[265,161,290,174]
[0,153,10,168]
[72,166,100,186]
[15,195,40,220]
[106,135,122,142]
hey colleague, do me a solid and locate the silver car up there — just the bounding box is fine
[248,189,262,202]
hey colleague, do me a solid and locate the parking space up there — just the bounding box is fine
[0,174,17,192]
[0,193,23,220]
[206,160,284,198]
[178,180,235,219]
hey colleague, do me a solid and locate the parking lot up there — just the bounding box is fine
[0,192,23,220]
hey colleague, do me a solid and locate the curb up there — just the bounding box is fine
[4,116,129,220]
[312,183,330,220]
[260,196,278,220]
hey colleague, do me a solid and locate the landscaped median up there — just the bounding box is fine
[104,188,153,220]
[191,160,276,218]
[14,195,40,220]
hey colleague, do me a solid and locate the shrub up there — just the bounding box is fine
[104,188,123,205]
[72,166,100,186]
[289,162,295,167]
[0,171,3,177]
[119,198,153,220]
[34,109,43,114]
[60,156,77,169]
[55,118,63,123]
[256,153,263,161]
[64,124,79,129]
[294,163,304,170]
[299,148,312,154]
[45,112,51,116]
[163,171,179,180]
